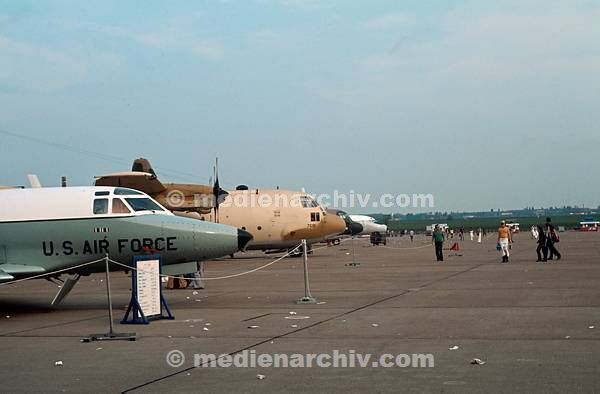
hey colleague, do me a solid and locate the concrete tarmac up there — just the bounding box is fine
[1,232,599,393]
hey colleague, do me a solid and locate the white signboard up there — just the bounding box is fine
[136,259,161,317]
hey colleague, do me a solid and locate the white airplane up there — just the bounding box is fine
[0,186,252,304]
[348,214,388,236]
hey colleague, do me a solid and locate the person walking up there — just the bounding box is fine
[432,225,445,262]
[545,217,561,261]
[497,220,513,263]
[531,225,539,240]
[469,229,474,241]
[477,228,482,243]
[536,225,547,262]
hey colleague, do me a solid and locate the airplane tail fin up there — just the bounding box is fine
[132,158,157,177]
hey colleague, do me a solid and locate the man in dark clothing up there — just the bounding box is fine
[432,225,445,262]
[545,217,562,261]
[536,225,547,262]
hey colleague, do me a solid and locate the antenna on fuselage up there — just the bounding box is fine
[27,174,42,188]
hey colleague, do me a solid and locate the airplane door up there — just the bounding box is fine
[268,210,280,239]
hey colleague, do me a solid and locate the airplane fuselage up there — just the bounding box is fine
[349,215,388,235]
[0,187,250,281]
[193,189,347,250]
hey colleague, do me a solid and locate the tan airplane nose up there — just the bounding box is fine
[322,212,347,236]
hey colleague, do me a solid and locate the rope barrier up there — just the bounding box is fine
[106,242,304,282]
[378,232,497,251]
[380,243,432,250]
[105,236,357,282]
[0,257,106,286]
[108,238,355,281]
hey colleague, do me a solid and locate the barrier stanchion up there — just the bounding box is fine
[81,255,136,342]
[344,235,360,267]
[296,239,317,304]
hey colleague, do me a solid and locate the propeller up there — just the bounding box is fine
[212,157,229,223]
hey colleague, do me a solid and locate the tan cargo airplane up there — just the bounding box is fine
[95,158,347,255]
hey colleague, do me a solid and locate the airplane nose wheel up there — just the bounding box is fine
[289,246,302,257]
[289,244,313,257]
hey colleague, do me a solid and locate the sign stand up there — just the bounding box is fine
[82,255,137,342]
[121,254,174,325]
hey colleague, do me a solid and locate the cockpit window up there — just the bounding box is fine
[112,198,131,214]
[94,191,110,196]
[300,196,319,208]
[337,211,348,220]
[114,188,144,196]
[93,199,109,214]
[125,198,164,212]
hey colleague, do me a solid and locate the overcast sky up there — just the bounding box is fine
[1,0,599,213]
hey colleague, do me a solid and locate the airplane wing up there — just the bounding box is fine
[94,171,167,195]
[0,271,14,282]
[159,183,214,213]
[0,264,47,282]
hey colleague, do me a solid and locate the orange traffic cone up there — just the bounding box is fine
[450,242,460,251]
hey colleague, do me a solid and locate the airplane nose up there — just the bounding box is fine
[237,229,253,250]
[347,222,364,235]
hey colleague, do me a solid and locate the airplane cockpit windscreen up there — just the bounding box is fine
[125,198,164,212]
[300,195,319,208]
[112,198,131,214]
[335,210,349,220]
[114,188,144,196]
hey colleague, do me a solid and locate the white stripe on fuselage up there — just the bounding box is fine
[0,187,172,223]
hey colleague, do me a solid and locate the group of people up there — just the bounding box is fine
[533,218,562,262]
[431,225,486,262]
[432,218,562,263]
[497,218,561,263]
[166,261,205,289]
